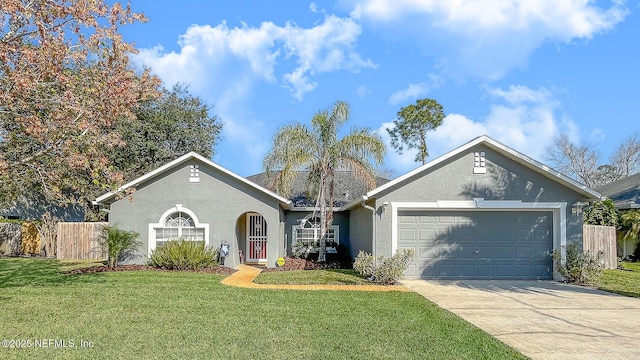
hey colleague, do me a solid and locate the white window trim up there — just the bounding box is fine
[292,221,340,253]
[148,204,209,257]
[292,225,339,244]
[389,199,567,280]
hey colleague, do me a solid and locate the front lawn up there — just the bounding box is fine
[598,261,640,298]
[254,269,369,285]
[0,258,525,359]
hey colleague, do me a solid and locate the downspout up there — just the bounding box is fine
[361,196,377,260]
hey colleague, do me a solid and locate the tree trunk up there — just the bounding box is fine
[318,180,327,263]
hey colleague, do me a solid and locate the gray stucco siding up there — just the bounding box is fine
[109,159,283,267]
[371,144,588,260]
[348,205,374,258]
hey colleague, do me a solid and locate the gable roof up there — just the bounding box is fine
[248,171,390,208]
[596,173,640,209]
[343,135,600,209]
[95,152,291,206]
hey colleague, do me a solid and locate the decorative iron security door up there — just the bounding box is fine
[246,213,267,262]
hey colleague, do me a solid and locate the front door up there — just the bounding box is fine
[246,213,267,262]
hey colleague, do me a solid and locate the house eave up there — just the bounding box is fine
[287,206,343,212]
[365,135,601,201]
[95,152,292,207]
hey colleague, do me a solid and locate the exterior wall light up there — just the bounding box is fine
[382,201,390,213]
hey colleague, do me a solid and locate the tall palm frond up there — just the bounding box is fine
[263,100,386,261]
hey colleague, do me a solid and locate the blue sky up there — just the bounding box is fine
[118,0,639,178]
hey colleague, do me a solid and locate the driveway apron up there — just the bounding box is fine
[402,280,640,360]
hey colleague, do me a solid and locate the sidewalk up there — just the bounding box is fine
[220,264,409,292]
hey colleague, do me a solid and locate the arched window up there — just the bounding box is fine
[149,205,209,256]
[292,214,339,253]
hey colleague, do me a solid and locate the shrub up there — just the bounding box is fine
[150,239,219,270]
[551,242,603,285]
[292,241,314,259]
[96,225,142,269]
[353,249,415,285]
[583,199,619,227]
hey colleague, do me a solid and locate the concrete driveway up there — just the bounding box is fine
[401,280,640,360]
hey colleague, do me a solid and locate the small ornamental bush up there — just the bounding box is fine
[551,242,603,285]
[292,241,314,259]
[353,249,415,285]
[96,225,142,269]
[150,239,219,270]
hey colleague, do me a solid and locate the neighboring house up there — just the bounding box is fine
[0,197,84,221]
[596,173,640,258]
[596,173,640,210]
[95,135,600,280]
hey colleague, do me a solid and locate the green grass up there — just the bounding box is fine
[0,258,525,359]
[254,269,370,285]
[598,261,640,298]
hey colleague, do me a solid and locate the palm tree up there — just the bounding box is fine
[622,210,640,242]
[264,100,385,261]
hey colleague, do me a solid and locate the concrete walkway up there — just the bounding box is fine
[402,279,640,360]
[220,264,409,291]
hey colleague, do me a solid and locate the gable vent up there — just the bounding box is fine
[189,164,200,183]
[473,152,486,174]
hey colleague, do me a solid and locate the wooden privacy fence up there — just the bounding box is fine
[57,222,107,260]
[583,224,617,269]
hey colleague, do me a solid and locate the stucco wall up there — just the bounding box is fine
[348,205,374,258]
[372,144,588,258]
[109,158,284,267]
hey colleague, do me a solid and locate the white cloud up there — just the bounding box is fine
[352,0,627,36]
[132,13,376,174]
[388,83,429,105]
[388,74,444,105]
[352,0,628,79]
[382,85,579,174]
[133,15,375,101]
[355,84,371,99]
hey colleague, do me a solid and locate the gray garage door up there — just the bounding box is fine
[398,210,553,279]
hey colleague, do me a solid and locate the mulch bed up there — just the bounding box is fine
[64,265,237,275]
[261,257,352,272]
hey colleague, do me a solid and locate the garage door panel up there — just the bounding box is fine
[532,247,550,258]
[476,229,493,241]
[398,210,553,280]
[475,264,493,277]
[399,228,417,242]
[433,245,456,259]
[533,229,550,241]
[404,263,417,278]
[494,230,512,241]
[514,264,534,277]
[438,216,456,224]
[456,246,475,259]
[455,228,474,241]
[418,216,436,224]
[495,264,513,277]
[515,247,532,258]
[494,247,512,258]
[419,229,436,241]
[436,264,456,277]
[457,264,474,277]
[476,247,493,259]
[419,246,437,259]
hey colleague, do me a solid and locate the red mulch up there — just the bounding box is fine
[64,264,237,275]
[261,257,352,272]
